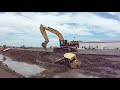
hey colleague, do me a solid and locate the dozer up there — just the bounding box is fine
[54,53,80,69]
[39,24,80,69]
[40,24,79,52]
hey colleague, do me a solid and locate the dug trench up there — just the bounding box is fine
[1,49,120,78]
[0,61,24,78]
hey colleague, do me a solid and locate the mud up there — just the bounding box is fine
[0,49,120,78]
[0,61,24,78]
[0,54,46,77]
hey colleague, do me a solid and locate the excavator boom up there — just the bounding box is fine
[40,24,64,49]
[39,24,80,69]
[39,24,78,52]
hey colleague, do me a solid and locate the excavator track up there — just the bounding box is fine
[53,48,67,52]
[53,47,77,52]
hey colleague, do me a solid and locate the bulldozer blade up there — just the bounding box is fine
[54,57,64,63]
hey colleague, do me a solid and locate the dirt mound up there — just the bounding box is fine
[1,49,64,64]
[76,54,120,78]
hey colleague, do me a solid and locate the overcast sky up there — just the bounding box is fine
[0,12,120,47]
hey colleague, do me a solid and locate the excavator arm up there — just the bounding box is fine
[40,24,64,49]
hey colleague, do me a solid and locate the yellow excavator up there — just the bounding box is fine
[40,24,79,52]
[39,24,80,69]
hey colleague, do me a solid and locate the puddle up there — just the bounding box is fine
[53,69,98,78]
[0,54,46,77]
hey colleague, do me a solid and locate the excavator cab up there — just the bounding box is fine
[60,40,68,46]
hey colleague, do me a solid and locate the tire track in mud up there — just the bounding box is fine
[76,54,120,78]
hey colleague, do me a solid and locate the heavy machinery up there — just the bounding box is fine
[40,24,79,52]
[39,24,80,69]
[2,45,10,52]
[3,45,6,49]
[54,53,80,69]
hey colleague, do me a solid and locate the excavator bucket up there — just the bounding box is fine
[42,42,47,49]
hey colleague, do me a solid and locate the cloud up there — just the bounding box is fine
[0,12,120,47]
[107,12,117,15]
[106,33,117,37]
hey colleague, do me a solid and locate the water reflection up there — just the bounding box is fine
[0,54,46,77]
[2,56,6,61]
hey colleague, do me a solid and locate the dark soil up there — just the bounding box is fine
[1,49,120,78]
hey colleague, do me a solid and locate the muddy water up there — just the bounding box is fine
[53,69,99,78]
[0,54,46,77]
